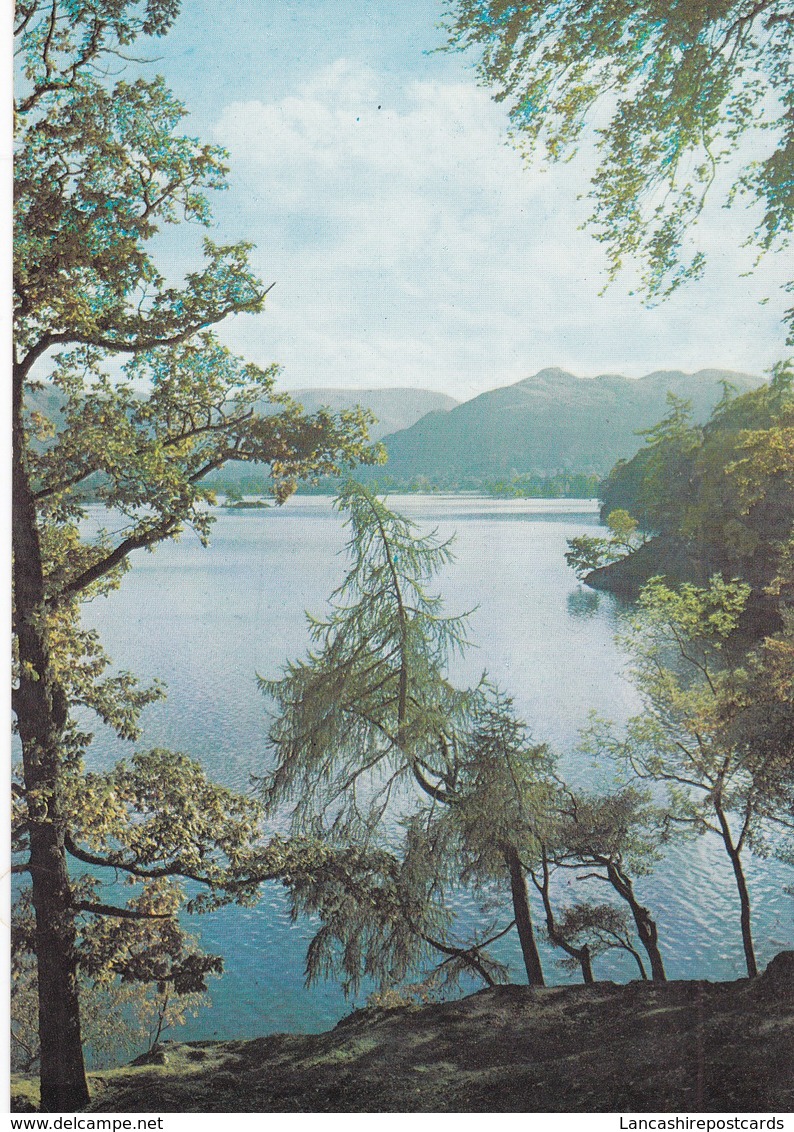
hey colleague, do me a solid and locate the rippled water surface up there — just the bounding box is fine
[79,496,793,1044]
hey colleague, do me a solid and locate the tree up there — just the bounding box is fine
[585,575,794,977]
[14,2,378,1110]
[592,367,794,618]
[445,0,794,335]
[264,484,675,993]
[262,483,552,987]
[565,509,647,580]
[537,785,668,982]
[261,481,472,837]
[600,394,703,538]
[541,902,650,983]
[441,690,554,986]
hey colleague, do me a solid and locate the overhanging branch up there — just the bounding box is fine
[74,901,173,921]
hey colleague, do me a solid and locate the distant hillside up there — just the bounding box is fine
[28,372,769,491]
[283,388,459,441]
[368,368,766,481]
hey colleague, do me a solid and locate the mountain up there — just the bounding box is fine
[276,387,459,440]
[368,368,766,481]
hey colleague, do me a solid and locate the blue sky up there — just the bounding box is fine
[89,2,794,396]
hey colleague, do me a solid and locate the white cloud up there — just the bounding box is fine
[205,59,790,398]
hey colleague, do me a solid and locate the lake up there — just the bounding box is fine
[78,495,793,1045]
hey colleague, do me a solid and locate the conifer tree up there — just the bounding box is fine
[263,484,551,986]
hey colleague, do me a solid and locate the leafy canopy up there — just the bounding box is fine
[597,363,794,600]
[444,0,794,333]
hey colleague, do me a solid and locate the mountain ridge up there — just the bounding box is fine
[367,367,766,481]
[281,387,459,440]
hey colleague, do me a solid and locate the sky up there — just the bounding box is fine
[72,2,794,398]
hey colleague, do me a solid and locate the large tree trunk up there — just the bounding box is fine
[13,367,90,1112]
[505,845,545,986]
[606,863,666,982]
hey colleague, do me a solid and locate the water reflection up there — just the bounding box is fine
[567,587,601,620]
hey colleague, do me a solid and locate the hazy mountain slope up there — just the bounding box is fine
[283,388,459,440]
[372,367,765,480]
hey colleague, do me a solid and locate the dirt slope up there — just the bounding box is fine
[12,953,794,1113]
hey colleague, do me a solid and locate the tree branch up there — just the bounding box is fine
[74,901,173,921]
[33,408,255,502]
[54,515,183,601]
[64,833,212,886]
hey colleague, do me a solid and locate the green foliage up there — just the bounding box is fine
[261,481,474,839]
[565,509,647,579]
[631,394,703,535]
[12,747,268,1063]
[597,365,794,601]
[445,0,794,334]
[483,472,601,499]
[283,841,454,996]
[550,903,647,979]
[584,574,794,975]
[446,689,554,882]
[12,3,380,1101]
[12,943,209,1072]
[564,535,614,579]
[606,509,643,552]
[546,785,665,882]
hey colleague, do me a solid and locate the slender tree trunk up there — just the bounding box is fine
[576,944,594,984]
[504,845,545,986]
[534,855,594,983]
[715,805,758,978]
[606,863,666,982]
[625,945,648,980]
[13,366,90,1112]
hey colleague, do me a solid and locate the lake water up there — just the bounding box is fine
[78,495,793,1046]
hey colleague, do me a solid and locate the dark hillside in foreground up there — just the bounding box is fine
[369,367,765,481]
[13,953,793,1113]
